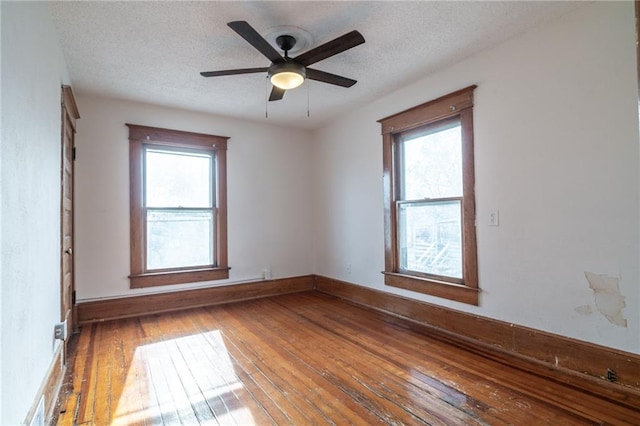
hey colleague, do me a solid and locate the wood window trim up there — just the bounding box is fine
[127,124,229,288]
[378,86,479,305]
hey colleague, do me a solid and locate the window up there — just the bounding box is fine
[127,124,229,288]
[378,86,479,305]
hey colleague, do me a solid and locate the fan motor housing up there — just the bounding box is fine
[276,35,297,52]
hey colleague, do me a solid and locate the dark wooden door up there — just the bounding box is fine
[60,85,79,358]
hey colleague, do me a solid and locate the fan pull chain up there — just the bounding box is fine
[307,79,310,118]
[265,77,269,119]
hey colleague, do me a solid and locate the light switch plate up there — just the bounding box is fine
[489,210,499,226]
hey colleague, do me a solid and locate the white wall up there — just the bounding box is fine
[75,96,313,300]
[1,2,72,424]
[312,2,640,353]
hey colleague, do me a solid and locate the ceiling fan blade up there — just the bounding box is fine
[228,21,283,63]
[269,86,286,101]
[294,30,365,67]
[306,68,357,87]
[200,67,268,77]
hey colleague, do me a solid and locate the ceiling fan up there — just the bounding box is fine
[200,21,365,101]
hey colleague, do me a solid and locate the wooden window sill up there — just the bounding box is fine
[383,272,479,305]
[130,267,230,288]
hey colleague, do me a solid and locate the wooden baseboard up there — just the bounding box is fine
[23,344,65,426]
[78,275,315,323]
[314,275,640,406]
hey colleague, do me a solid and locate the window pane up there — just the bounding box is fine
[401,123,462,200]
[145,148,212,208]
[147,209,213,270]
[398,200,462,279]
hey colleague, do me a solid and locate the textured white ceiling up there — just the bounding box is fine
[49,1,583,130]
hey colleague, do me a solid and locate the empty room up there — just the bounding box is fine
[2,1,640,425]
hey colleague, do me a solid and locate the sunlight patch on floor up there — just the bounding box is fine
[113,330,257,425]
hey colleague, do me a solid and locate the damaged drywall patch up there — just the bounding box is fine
[584,272,627,327]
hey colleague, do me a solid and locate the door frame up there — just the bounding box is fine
[60,85,79,349]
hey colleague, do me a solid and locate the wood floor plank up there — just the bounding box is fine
[275,295,544,421]
[130,315,168,425]
[279,294,583,417]
[189,307,294,424]
[56,291,640,425]
[183,309,286,425]
[75,323,101,424]
[297,294,633,424]
[110,317,147,426]
[205,306,325,424]
[197,329,272,424]
[162,311,239,424]
[287,294,598,424]
[269,298,502,425]
[242,298,483,425]
[56,322,92,426]
[218,303,379,426]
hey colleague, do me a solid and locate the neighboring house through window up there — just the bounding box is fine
[127,124,229,288]
[378,86,479,305]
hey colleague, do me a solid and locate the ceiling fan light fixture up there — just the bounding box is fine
[201,21,365,102]
[269,62,306,90]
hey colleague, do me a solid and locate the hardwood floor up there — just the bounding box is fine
[55,292,639,425]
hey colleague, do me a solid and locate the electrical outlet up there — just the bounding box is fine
[54,321,67,341]
[262,268,272,280]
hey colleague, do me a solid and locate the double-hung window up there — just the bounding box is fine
[378,86,479,305]
[127,124,229,288]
